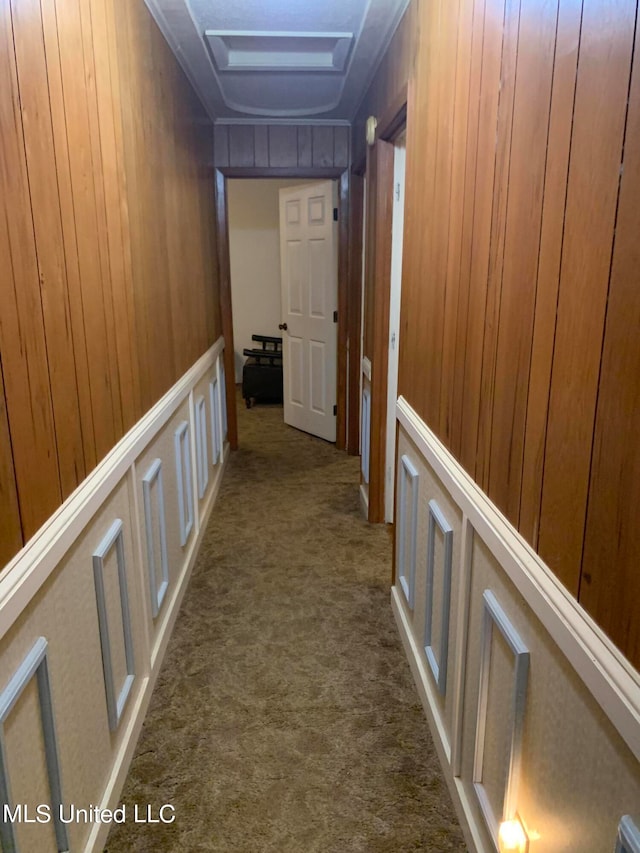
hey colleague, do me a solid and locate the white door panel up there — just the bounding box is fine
[279,180,337,442]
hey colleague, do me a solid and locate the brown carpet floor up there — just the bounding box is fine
[105,394,467,852]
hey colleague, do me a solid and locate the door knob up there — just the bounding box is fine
[278,323,288,331]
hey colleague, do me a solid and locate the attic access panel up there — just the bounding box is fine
[204,30,353,73]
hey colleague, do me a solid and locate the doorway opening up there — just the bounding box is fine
[226,177,339,444]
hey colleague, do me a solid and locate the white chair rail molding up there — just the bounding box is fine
[392,396,640,853]
[0,339,229,853]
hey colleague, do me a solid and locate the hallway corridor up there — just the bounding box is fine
[105,396,466,852]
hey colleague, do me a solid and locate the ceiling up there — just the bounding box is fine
[144,0,410,123]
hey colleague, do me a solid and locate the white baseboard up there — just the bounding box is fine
[391,587,489,853]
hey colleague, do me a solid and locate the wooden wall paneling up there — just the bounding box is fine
[458,0,507,476]
[182,92,214,367]
[130,3,176,405]
[438,0,473,449]
[0,1,62,538]
[368,138,395,523]
[268,126,298,168]
[413,0,444,431]
[194,129,218,360]
[39,0,98,472]
[104,0,142,425]
[579,20,640,670]
[181,106,209,369]
[537,0,637,594]
[486,0,559,524]
[334,126,349,168]
[397,76,421,409]
[399,22,438,419]
[112,0,153,416]
[229,125,255,168]
[10,0,86,496]
[213,125,229,167]
[214,170,238,450]
[336,170,350,451]
[149,22,193,382]
[312,126,334,167]
[143,7,178,398]
[427,0,463,449]
[297,126,312,168]
[90,0,140,434]
[347,173,364,455]
[0,361,23,566]
[449,0,488,460]
[53,0,119,460]
[200,129,221,345]
[79,0,125,443]
[519,0,584,545]
[474,0,521,492]
[254,125,269,168]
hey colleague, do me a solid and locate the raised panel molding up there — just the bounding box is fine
[209,377,222,465]
[174,421,194,547]
[398,454,419,609]
[219,357,228,440]
[617,816,640,853]
[195,395,209,499]
[0,637,68,852]
[361,386,371,483]
[93,519,135,732]
[142,459,169,619]
[473,590,530,840]
[0,340,223,641]
[425,499,454,695]
[396,395,640,762]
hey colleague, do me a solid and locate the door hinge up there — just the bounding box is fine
[333,310,338,323]
[333,207,338,221]
[333,404,337,416]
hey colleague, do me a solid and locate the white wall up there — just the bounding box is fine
[228,179,302,383]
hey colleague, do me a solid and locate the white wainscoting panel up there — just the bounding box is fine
[425,499,454,696]
[617,816,640,853]
[142,459,169,619]
[209,376,222,465]
[174,421,194,547]
[473,590,529,840]
[397,454,419,610]
[0,637,68,853]
[0,339,229,853]
[93,519,136,732]
[219,356,228,440]
[195,395,209,500]
[392,403,640,853]
[361,386,371,484]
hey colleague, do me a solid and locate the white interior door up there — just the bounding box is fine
[385,133,407,522]
[279,181,337,442]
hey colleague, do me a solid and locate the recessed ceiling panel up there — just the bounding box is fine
[144,0,410,121]
[205,31,353,72]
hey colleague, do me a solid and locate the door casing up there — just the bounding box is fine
[215,166,350,451]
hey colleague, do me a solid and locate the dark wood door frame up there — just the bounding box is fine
[215,166,350,451]
[358,96,408,523]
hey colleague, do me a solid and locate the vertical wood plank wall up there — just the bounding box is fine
[0,0,220,568]
[213,124,350,172]
[375,0,640,667]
